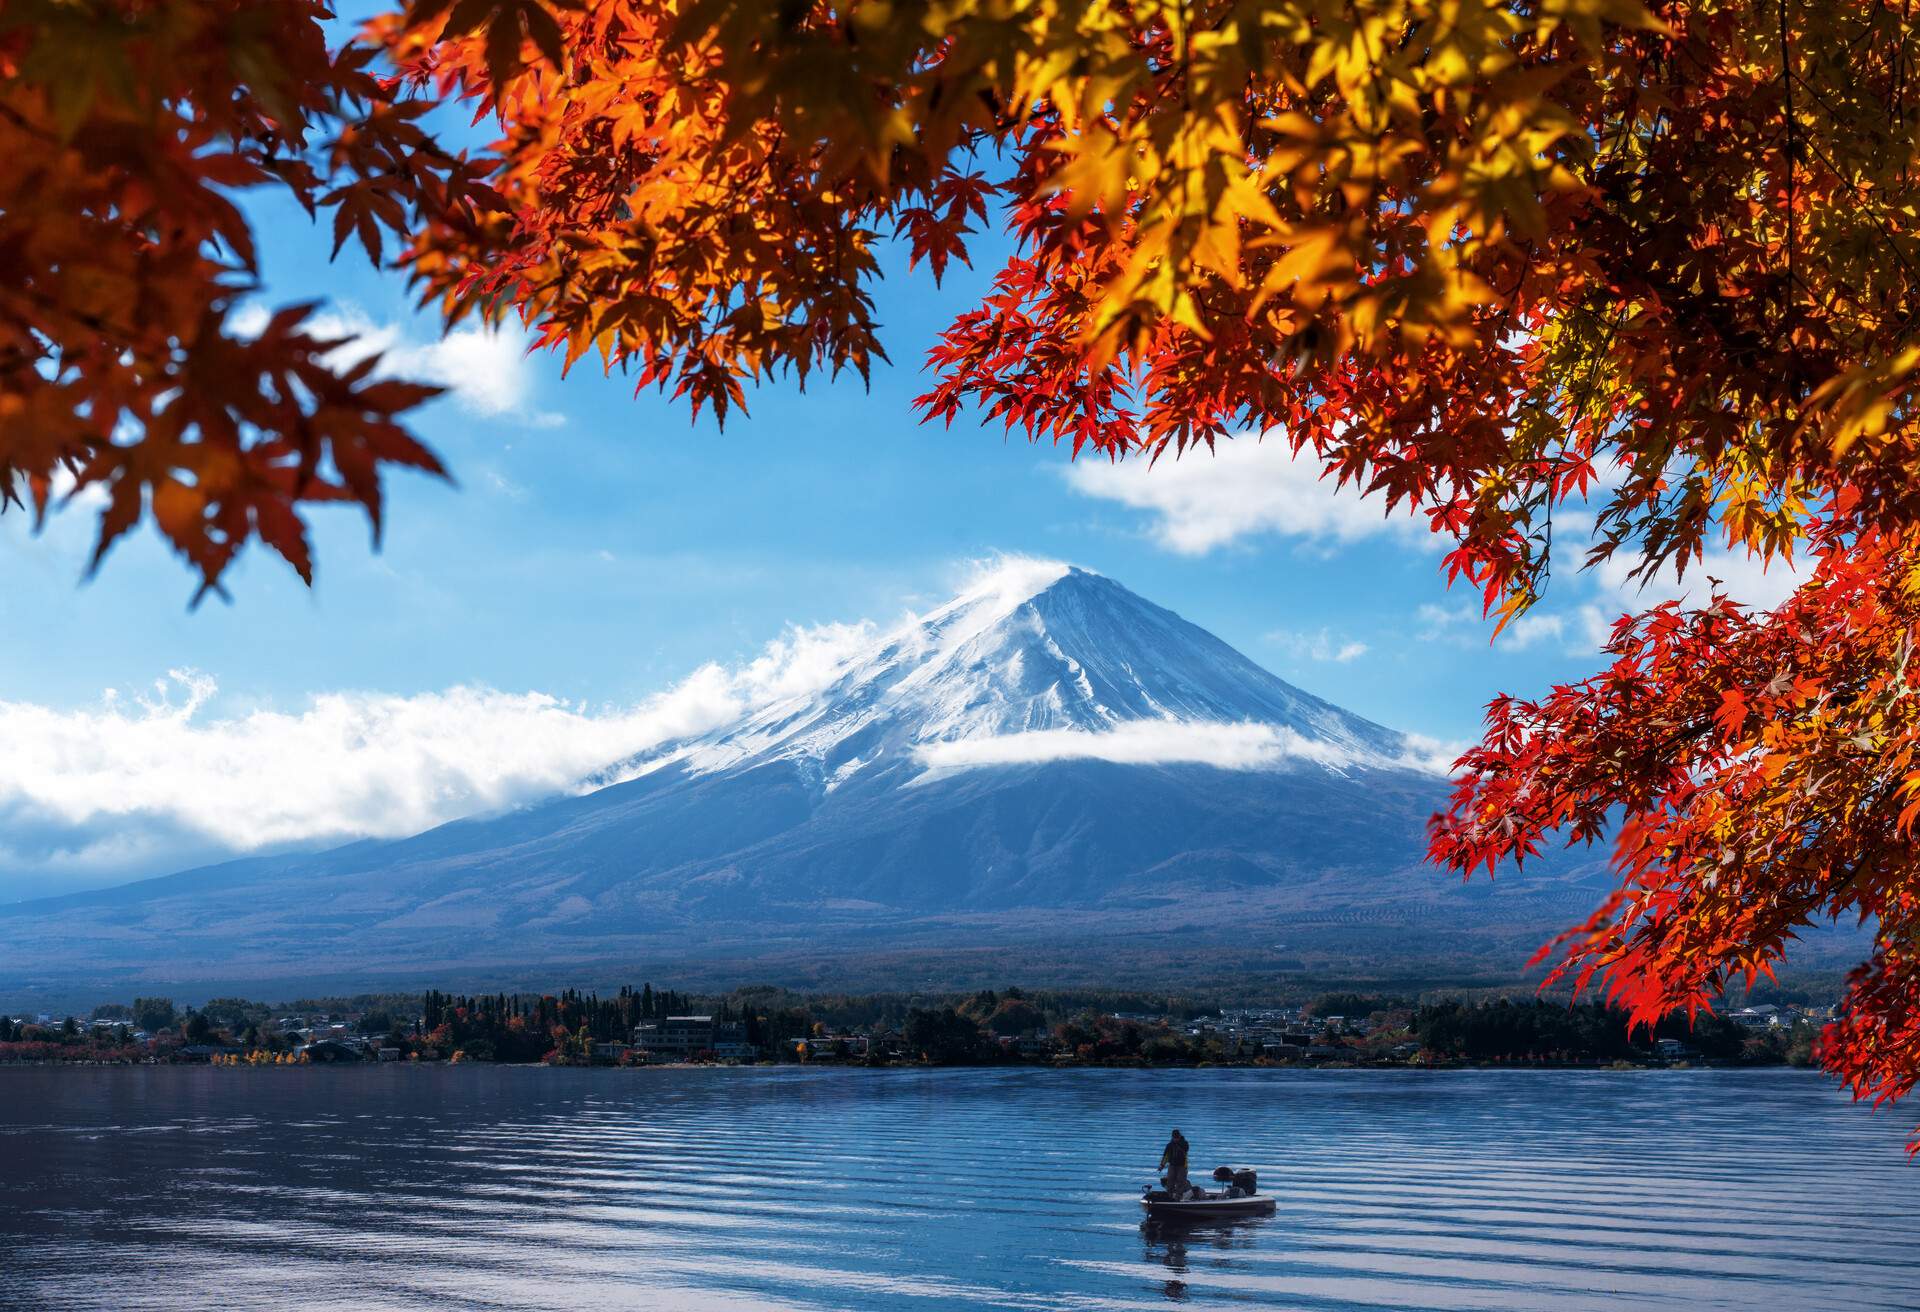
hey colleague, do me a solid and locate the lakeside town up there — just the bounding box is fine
[0,985,1836,1071]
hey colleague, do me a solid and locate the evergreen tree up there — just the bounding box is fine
[132,997,177,1034]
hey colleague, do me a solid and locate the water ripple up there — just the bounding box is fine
[1,1066,1915,1310]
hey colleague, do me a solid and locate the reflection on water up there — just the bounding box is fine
[1141,1215,1274,1302]
[1,1066,1916,1310]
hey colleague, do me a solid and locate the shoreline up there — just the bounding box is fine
[0,1055,1815,1074]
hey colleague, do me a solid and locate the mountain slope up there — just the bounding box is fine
[0,561,1637,994]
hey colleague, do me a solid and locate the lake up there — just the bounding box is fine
[1,1066,1915,1310]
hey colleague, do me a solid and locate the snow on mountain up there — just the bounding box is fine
[609,559,1430,793]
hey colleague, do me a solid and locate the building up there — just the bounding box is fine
[633,1016,757,1061]
[786,1034,868,1061]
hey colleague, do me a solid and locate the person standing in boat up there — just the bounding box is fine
[1158,1128,1191,1198]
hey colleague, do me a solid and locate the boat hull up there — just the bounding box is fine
[1139,1195,1276,1220]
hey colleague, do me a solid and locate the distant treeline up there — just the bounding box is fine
[1,983,1828,1070]
[1410,999,1819,1064]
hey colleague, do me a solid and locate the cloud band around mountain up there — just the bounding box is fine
[913,720,1448,776]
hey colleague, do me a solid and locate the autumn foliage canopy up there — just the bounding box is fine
[6,0,1920,1138]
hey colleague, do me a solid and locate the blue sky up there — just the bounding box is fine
[6,199,1592,722]
[0,112,1803,898]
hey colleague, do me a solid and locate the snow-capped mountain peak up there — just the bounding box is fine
[614,560,1424,788]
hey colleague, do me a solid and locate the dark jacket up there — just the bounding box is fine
[1158,1135,1189,1174]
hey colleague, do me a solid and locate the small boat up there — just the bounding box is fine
[1140,1166,1276,1220]
[1140,1189,1277,1219]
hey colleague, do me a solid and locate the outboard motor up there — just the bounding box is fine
[1212,1165,1258,1196]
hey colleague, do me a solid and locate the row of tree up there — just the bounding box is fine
[416,986,714,1063]
[0,986,1828,1069]
[1409,1001,1816,1066]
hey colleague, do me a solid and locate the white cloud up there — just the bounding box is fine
[1590,545,1807,613]
[1401,542,1808,661]
[947,555,1074,610]
[478,467,528,500]
[1063,434,1810,663]
[1503,612,1566,651]
[1413,598,1603,656]
[913,720,1444,776]
[727,621,876,704]
[0,623,873,890]
[1416,602,1478,639]
[1500,547,1806,658]
[230,303,560,426]
[1576,604,1617,651]
[1064,438,1422,555]
[1267,627,1368,663]
[1400,732,1470,775]
[1418,599,1577,653]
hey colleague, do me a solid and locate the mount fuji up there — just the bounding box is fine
[0,561,1621,997]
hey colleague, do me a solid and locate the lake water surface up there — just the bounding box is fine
[2,1066,1916,1310]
